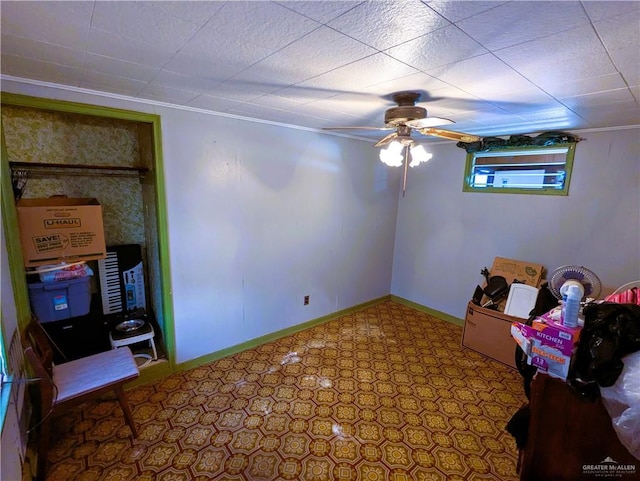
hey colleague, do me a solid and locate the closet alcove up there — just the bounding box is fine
[1,93,175,384]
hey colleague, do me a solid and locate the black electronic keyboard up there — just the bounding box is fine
[97,244,146,315]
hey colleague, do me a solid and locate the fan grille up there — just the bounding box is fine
[549,265,601,300]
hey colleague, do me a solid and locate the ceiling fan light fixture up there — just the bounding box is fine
[379,141,404,167]
[408,144,432,167]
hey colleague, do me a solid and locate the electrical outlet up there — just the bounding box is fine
[304,295,310,305]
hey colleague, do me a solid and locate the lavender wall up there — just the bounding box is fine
[391,128,640,319]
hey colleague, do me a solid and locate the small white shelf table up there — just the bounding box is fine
[109,321,158,363]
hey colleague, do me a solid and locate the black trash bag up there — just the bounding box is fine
[568,302,640,400]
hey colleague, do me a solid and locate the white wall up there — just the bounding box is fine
[160,109,400,362]
[391,128,640,319]
[0,79,400,364]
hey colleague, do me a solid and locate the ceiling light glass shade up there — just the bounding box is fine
[379,141,404,167]
[408,144,433,167]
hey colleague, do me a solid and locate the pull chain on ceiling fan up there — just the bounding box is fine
[323,91,481,195]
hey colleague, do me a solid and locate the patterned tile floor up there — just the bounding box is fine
[43,300,526,481]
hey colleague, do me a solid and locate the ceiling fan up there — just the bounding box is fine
[323,91,481,146]
[323,91,482,195]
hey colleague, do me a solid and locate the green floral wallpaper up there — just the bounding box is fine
[2,105,146,246]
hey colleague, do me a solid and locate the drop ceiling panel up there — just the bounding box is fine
[582,1,640,21]
[456,1,591,51]
[494,25,620,89]
[185,94,245,113]
[1,1,93,48]
[424,54,538,99]
[274,53,419,103]
[91,2,209,52]
[327,0,450,50]
[82,53,159,83]
[85,28,177,68]
[1,0,638,141]
[276,1,361,23]
[230,26,377,88]
[2,55,83,86]
[79,70,147,97]
[385,25,489,71]
[544,73,628,99]
[0,34,85,69]
[426,1,509,23]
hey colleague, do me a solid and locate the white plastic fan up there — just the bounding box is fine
[549,265,602,300]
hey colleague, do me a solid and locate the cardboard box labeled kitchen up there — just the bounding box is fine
[462,257,545,367]
[511,308,582,380]
[17,197,107,267]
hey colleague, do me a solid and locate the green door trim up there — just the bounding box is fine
[0,92,176,375]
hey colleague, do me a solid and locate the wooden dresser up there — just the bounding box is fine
[520,374,638,481]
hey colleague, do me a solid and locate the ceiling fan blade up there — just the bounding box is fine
[405,117,454,129]
[323,126,395,131]
[418,128,481,143]
[374,132,399,148]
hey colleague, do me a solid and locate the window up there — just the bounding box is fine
[463,143,576,195]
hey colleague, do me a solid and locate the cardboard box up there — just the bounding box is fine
[17,197,107,267]
[462,257,545,367]
[462,301,519,368]
[511,308,582,380]
[479,257,544,310]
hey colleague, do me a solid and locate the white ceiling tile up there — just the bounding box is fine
[456,1,590,51]
[594,10,640,85]
[145,1,226,24]
[1,1,638,135]
[182,2,319,55]
[275,53,419,103]
[306,94,388,121]
[205,81,271,103]
[364,72,452,98]
[544,73,628,98]
[86,28,176,68]
[426,1,509,23]
[611,47,640,86]
[162,2,322,83]
[226,102,332,127]
[583,1,640,22]
[162,41,273,83]
[150,70,221,94]
[571,101,640,127]
[275,1,361,23]
[495,25,618,89]
[82,53,159,83]
[594,10,640,51]
[185,94,245,113]
[1,54,82,86]
[1,1,91,49]
[138,83,200,104]
[91,2,205,52]
[327,0,451,50]
[248,94,310,111]
[79,71,147,97]
[1,34,85,69]
[559,88,637,109]
[426,54,537,99]
[386,25,488,71]
[230,26,377,88]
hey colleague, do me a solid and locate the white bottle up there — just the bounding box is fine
[562,284,583,328]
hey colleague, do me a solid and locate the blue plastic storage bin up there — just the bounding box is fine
[28,276,91,322]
